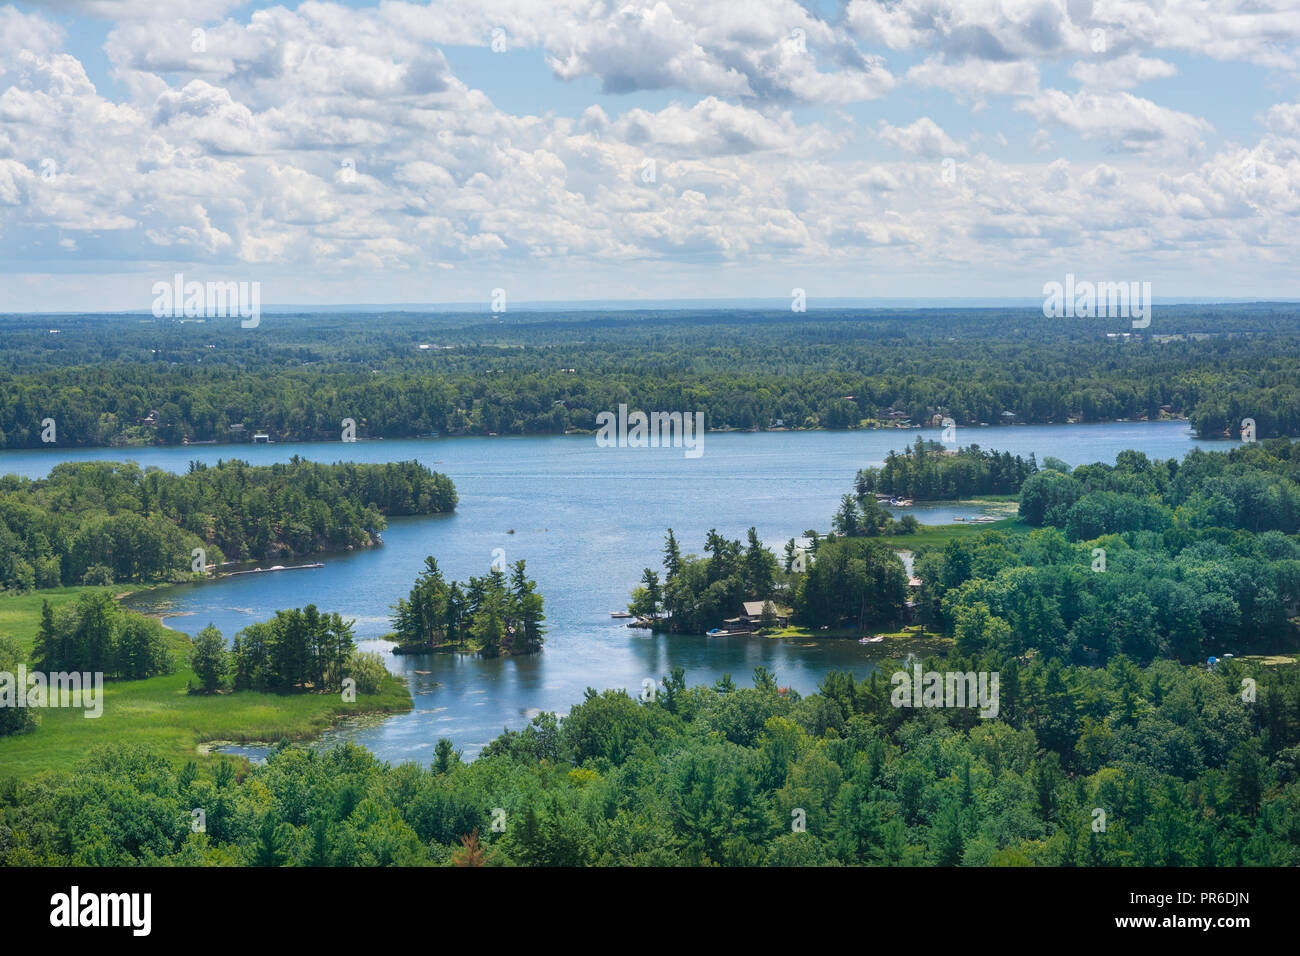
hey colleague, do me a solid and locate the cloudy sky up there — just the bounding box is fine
[2,0,1299,311]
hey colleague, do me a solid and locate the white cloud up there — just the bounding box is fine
[1265,102,1300,137]
[600,97,842,157]
[1070,53,1178,89]
[2,0,1300,304]
[906,56,1040,106]
[847,0,1300,68]
[874,118,968,158]
[1018,89,1214,153]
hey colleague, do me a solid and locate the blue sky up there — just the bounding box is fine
[1,0,1298,311]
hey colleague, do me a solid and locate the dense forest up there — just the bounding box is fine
[390,556,546,657]
[914,441,1300,666]
[1,305,1299,446]
[0,458,456,592]
[1,654,1296,866]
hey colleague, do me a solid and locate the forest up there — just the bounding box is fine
[904,440,1300,665]
[0,458,456,592]
[1,654,1296,865]
[1,304,1298,446]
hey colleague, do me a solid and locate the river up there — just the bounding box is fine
[0,421,1221,761]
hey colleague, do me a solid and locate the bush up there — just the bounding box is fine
[82,564,115,586]
[345,651,388,695]
[0,635,38,737]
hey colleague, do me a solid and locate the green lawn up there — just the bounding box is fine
[0,586,122,657]
[0,586,412,777]
[1238,653,1300,666]
[898,516,1030,548]
[764,624,945,639]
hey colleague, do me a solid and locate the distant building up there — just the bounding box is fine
[252,432,270,443]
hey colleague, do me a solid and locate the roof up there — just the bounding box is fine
[742,601,768,617]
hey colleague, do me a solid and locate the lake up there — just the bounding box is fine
[1,421,1221,761]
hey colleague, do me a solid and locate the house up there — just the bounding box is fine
[739,600,788,627]
[252,432,270,443]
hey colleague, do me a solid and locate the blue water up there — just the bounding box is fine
[1,421,1220,760]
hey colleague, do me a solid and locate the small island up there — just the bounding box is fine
[389,556,546,657]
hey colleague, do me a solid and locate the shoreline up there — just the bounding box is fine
[0,416,1219,456]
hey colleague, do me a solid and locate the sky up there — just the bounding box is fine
[1,0,1298,311]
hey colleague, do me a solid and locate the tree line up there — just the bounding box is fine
[2,305,1299,446]
[32,592,173,681]
[0,458,456,592]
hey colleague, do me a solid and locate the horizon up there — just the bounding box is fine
[7,294,1300,317]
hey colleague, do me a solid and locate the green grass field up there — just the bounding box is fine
[0,586,412,777]
[899,516,1030,548]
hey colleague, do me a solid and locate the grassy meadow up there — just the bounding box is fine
[0,586,412,777]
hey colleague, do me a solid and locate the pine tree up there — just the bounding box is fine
[663,528,682,581]
[33,599,58,670]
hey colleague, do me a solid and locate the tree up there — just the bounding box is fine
[744,528,776,598]
[32,599,58,671]
[0,635,38,736]
[663,529,683,582]
[452,829,487,867]
[1227,739,1265,817]
[629,568,662,620]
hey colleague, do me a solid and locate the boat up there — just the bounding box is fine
[222,561,325,577]
[859,635,886,644]
[610,611,633,618]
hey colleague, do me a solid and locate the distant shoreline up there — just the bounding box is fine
[0,416,1218,456]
